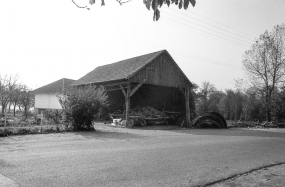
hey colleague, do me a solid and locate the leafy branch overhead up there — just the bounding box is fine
[72,0,196,21]
[144,0,196,21]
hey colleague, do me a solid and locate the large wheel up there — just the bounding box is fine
[191,112,227,129]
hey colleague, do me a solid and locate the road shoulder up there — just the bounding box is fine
[0,173,19,187]
[209,163,285,187]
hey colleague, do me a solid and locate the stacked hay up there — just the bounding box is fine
[130,106,164,118]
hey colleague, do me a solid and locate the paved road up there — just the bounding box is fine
[0,126,285,187]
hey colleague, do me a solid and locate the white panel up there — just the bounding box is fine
[34,94,62,110]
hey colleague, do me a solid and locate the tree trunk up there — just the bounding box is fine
[234,107,237,121]
[266,90,272,122]
[24,106,28,120]
[8,103,11,113]
[13,104,16,116]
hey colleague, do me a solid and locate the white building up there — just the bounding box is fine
[33,78,75,115]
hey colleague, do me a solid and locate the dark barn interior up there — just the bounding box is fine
[107,84,186,114]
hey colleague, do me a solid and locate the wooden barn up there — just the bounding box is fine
[72,50,193,126]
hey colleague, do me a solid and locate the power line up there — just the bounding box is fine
[162,10,253,45]
[170,49,242,70]
[162,15,251,48]
[131,4,251,48]
[127,5,246,69]
[166,8,254,42]
[126,39,243,71]
[169,7,255,38]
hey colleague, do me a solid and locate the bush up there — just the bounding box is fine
[43,110,63,124]
[58,86,108,131]
[0,125,72,137]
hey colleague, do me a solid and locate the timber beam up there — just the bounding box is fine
[130,79,147,97]
[185,86,191,127]
[119,80,146,124]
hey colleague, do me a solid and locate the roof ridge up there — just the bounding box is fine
[127,50,166,79]
[71,49,168,86]
[96,50,166,69]
[33,78,75,94]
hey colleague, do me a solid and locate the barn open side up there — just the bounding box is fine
[71,50,194,127]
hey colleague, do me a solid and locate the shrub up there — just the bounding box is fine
[58,86,108,131]
[0,125,72,137]
[43,110,63,124]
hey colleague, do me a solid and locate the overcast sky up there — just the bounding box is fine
[1,0,285,90]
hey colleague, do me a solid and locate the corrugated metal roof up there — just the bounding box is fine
[33,78,75,94]
[72,50,165,86]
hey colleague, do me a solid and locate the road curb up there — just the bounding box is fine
[0,173,19,187]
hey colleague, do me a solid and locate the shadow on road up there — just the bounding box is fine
[75,130,146,140]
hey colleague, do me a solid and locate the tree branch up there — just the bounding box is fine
[116,0,132,5]
[72,0,87,9]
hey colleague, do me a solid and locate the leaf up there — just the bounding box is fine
[184,0,189,9]
[155,9,160,21]
[146,0,152,10]
[178,0,183,9]
[166,0,170,7]
[189,0,196,7]
[101,0,105,6]
[158,0,163,7]
[89,0,95,5]
[153,9,160,21]
[152,0,158,11]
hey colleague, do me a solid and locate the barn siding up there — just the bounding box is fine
[129,53,189,88]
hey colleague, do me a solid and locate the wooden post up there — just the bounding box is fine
[40,111,43,125]
[185,86,191,127]
[125,82,131,122]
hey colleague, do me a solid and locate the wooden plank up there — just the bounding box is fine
[185,86,191,127]
[125,82,131,122]
[119,85,127,98]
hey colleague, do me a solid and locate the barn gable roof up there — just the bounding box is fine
[72,50,165,86]
[72,50,192,87]
[33,78,75,94]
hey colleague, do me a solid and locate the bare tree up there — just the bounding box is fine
[19,86,34,120]
[10,84,24,116]
[196,81,216,114]
[0,74,19,113]
[242,24,285,121]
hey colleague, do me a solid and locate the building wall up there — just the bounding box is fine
[34,93,62,111]
[130,52,190,88]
